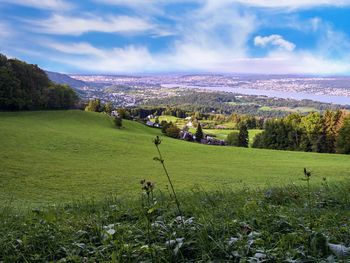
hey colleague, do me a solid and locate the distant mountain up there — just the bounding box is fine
[46,71,87,89]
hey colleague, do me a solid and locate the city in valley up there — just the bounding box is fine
[48,71,350,108]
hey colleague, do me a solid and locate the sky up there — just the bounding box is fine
[1,0,350,75]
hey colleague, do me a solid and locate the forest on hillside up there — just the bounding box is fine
[0,53,78,110]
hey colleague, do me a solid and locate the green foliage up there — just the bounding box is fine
[1,183,350,262]
[0,53,78,110]
[117,108,130,119]
[238,123,249,147]
[103,102,113,115]
[113,116,122,128]
[253,110,349,154]
[154,116,159,124]
[226,131,239,146]
[85,98,101,112]
[165,123,180,138]
[160,120,170,134]
[336,115,350,154]
[195,123,204,142]
[46,84,78,109]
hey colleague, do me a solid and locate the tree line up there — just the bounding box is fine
[123,106,265,129]
[252,110,350,154]
[142,90,347,117]
[0,53,78,110]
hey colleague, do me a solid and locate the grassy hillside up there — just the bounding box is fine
[1,110,350,207]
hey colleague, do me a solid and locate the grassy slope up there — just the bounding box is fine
[1,110,350,207]
[189,128,263,142]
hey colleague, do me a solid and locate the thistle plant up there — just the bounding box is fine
[153,136,183,219]
[140,179,156,257]
[140,179,155,207]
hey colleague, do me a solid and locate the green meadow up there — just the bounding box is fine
[1,110,350,262]
[154,114,262,141]
[1,110,350,208]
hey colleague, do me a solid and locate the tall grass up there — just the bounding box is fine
[1,183,349,262]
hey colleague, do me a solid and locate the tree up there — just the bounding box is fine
[103,102,113,115]
[47,84,78,109]
[117,108,129,119]
[161,120,170,133]
[154,116,159,125]
[114,116,122,129]
[336,115,350,154]
[85,99,101,112]
[238,123,249,147]
[195,123,204,142]
[300,112,323,152]
[226,131,239,146]
[0,53,78,110]
[252,132,264,148]
[166,123,180,138]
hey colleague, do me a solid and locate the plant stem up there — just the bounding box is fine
[155,144,183,218]
[307,178,312,229]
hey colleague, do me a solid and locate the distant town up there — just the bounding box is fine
[47,72,350,107]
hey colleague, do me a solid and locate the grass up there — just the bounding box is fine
[1,183,350,262]
[1,110,350,208]
[1,110,350,262]
[152,115,181,124]
[259,106,319,113]
[189,127,262,143]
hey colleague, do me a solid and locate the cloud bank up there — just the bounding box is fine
[1,0,350,74]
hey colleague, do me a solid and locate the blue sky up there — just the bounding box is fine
[1,0,350,75]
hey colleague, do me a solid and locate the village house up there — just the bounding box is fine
[180,131,194,141]
[111,110,119,117]
[146,120,155,127]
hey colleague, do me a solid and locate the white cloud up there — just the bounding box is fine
[26,14,157,36]
[316,25,350,58]
[4,0,350,75]
[204,0,350,10]
[0,0,72,10]
[34,1,350,75]
[47,44,155,73]
[44,42,105,57]
[43,41,350,75]
[94,0,350,10]
[254,35,296,51]
[259,51,350,74]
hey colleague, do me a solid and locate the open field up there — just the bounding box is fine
[259,106,319,113]
[188,128,262,143]
[155,115,260,141]
[1,110,350,208]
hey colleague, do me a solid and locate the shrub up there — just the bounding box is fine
[336,116,350,154]
[226,131,239,146]
[85,99,101,112]
[166,124,180,138]
[195,123,203,142]
[114,117,122,128]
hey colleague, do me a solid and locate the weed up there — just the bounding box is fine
[153,136,183,219]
